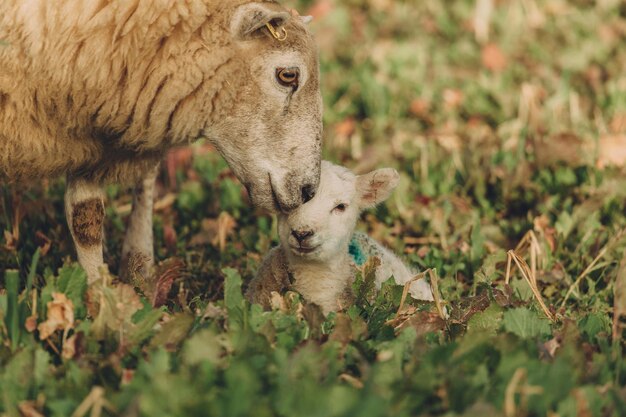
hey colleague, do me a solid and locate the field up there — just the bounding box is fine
[2,0,626,416]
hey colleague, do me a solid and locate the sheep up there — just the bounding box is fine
[246,161,434,315]
[0,1,323,283]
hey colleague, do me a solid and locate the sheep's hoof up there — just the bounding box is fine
[119,251,154,288]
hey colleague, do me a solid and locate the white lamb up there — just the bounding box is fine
[246,161,434,315]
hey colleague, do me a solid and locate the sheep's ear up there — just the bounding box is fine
[231,3,291,40]
[356,168,400,209]
[300,15,313,24]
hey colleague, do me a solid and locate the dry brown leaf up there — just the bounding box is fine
[151,258,184,308]
[610,113,626,134]
[38,292,75,340]
[25,315,37,333]
[18,401,44,417]
[409,98,430,118]
[597,135,626,168]
[62,334,77,359]
[533,133,585,167]
[393,311,446,337]
[481,43,507,72]
[443,89,464,110]
[307,0,333,19]
[163,224,178,253]
[334,117,356,139]
[35,230,52,256]
[541,336,561,359]
[190,212,237,251]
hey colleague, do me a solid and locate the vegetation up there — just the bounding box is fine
[2,0,626,416]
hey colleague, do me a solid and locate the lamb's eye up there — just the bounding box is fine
[276,67,299,89]
[333,203,347,213]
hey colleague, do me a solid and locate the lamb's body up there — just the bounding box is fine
[0,0,323,282]
[247,232,433,314]
[246,161,434,315]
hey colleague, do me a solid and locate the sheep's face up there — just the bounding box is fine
[207,3,322,214]
[278,161,399,263]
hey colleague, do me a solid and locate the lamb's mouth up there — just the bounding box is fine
[290,245,320,255]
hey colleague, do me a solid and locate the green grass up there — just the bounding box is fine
[2,0,626,416]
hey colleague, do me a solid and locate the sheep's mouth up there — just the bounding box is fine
[290,244,320,255]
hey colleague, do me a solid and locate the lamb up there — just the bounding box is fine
[0,0,323,283]
[246,161,435,315]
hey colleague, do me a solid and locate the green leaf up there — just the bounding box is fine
[223,267,244,312]
[578,312,611,341]
[467,303,503,336]
[56,264,88,318]
[4,269,21,350]
[503,307,551,339]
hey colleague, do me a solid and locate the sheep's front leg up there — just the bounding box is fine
[65,177,106,283]
[120,165,158,283]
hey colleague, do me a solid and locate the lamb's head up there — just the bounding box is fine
[206,2,322,214]
[278,161,399,262]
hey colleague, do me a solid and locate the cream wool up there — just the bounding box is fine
[0,0,323,282]
[247,161,434,315]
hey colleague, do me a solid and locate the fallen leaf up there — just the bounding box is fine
[481,43,507,72]
[597,135,626,168]
[25,315,37,333]
[307,0,333,19]
[610,113,626,134]
[443,89,464,110]
[38,292,75,340]
[163,224,178,253]
[18,402,44,417]
[62,334,77,359]
[151,258,184,308]
[334,117,356,138]
[35,231,52,256]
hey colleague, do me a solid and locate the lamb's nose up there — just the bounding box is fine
[291,229,314,243]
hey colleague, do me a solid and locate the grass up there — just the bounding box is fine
[2,0,626,416]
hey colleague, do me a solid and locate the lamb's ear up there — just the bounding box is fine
[356,168,400,209]
[231,3,291,40]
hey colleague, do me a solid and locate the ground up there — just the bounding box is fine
[1,0,626,416]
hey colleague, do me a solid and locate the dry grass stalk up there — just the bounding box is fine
[504,368,543,417]
[71,386,116,417]
[396,270,427,317]
[396,268,447,321]
[508,250,554,322]
[561,229,626,308]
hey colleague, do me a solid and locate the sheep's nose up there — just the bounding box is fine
[301,184,316,204]
[291,229,314,243]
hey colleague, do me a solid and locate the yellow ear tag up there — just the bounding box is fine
[265,22,287,41]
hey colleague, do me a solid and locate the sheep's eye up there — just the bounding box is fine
[276,67,300,90]
[333,203,347,213]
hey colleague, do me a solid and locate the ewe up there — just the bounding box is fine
[246,161,434,315]
[0,0,323,283]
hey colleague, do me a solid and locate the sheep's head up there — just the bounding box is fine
[205,1,322,214]
[278,161,399,262]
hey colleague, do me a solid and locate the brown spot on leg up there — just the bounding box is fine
[71,198,105,247]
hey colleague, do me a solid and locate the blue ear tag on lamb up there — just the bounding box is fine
[348,236,367,266]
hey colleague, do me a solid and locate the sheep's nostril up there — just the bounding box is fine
[291,229,314,243]
[301,184,316,204]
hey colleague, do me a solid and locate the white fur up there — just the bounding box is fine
[248,161,434,315]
